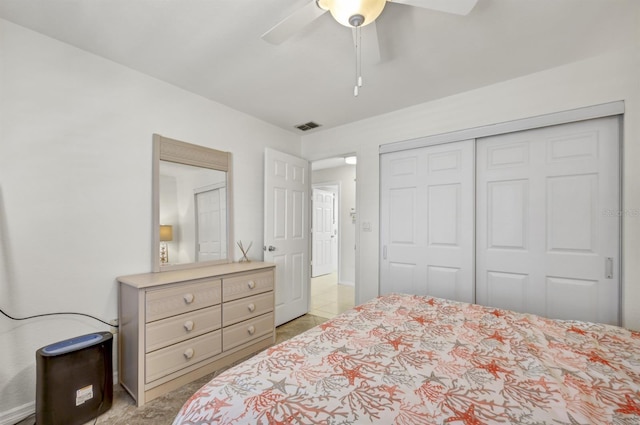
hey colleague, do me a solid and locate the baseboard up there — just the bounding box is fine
[0,372,119,425]
[0,401,34,425]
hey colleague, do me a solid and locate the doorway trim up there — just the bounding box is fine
[380,101,625,154]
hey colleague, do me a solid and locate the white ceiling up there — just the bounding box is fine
[0,0,637,134]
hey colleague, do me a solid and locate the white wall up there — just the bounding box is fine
[302,46,640,331]
[0,19,300,422]
[312,165,357,285]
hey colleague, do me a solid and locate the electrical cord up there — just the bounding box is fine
[0,307,117,328]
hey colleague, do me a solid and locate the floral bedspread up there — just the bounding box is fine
[173,293,640,424]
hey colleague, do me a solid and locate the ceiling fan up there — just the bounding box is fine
[262,0,478,96]
[262,0,478,44]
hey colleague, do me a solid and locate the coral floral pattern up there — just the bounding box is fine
[172,294,640,425]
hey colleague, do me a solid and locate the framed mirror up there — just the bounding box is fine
[152,134,234,272]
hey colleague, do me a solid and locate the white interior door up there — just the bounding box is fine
[380,140,475,302]
[264,148,310,325]
[476,116,620,325]
[312,188,336,277]
[195,187,226,261]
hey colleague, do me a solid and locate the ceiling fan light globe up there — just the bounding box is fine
[323,0,387,28]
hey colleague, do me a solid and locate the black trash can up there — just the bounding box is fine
[35,331,113,425]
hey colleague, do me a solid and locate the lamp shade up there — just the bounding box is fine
[318,0,386,27]
[160,225,173,242]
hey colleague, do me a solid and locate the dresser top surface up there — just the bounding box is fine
[117,262,275,289]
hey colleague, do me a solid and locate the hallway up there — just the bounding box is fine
[309,272,354,319]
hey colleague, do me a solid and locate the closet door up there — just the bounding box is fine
[476,116,620,325]
[380,140,474,302]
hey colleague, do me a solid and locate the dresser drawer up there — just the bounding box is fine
[146,279,221,322]
[222,292,273,327]
[146,305,222,353]
[223,270,273,302]
[146,330,222,384]
[223,312,274,351]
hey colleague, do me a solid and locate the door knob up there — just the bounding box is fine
[268,245,276,252]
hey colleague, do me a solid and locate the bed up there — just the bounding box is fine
[173,293,640,424]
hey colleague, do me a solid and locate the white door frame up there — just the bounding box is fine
[311,156,358,296]
[380,101,624,154]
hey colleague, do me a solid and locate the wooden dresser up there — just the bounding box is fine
[117,262,275,406]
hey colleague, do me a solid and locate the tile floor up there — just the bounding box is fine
[309,272,355,319]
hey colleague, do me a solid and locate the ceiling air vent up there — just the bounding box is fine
[295,121,321,131]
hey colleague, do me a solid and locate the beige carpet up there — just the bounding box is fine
[16,314,328,425]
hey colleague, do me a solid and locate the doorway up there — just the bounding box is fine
[310,156,357,319]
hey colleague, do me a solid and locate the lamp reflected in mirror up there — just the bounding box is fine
[159,225,173,264]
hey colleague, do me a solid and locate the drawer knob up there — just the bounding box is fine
[184,348,195,360]
[183,293,195,304]
[247,326,256,335]
[247,280,256,289]
[247,303,256,312]
[184,320,194,332]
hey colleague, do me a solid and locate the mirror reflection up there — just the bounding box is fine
[159,161,228,267]
[153,133,233,272]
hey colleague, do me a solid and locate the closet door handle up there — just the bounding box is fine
[605,257,614,279]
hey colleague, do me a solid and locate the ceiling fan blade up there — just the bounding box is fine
[352,22,381,65]
[388,0,478,15]
[261,1,328,44]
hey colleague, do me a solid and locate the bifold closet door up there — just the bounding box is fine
[380,140,474,303]
[476,116,620,325]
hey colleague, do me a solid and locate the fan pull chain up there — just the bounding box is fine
[354,25,363,97]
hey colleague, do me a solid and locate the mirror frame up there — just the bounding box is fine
[152,134,234,272]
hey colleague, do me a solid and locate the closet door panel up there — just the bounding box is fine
[381,152,426,295]
[381,140,474,302]
[477,117,620,324]
[486,179,529,250]
[486,271,528,313]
